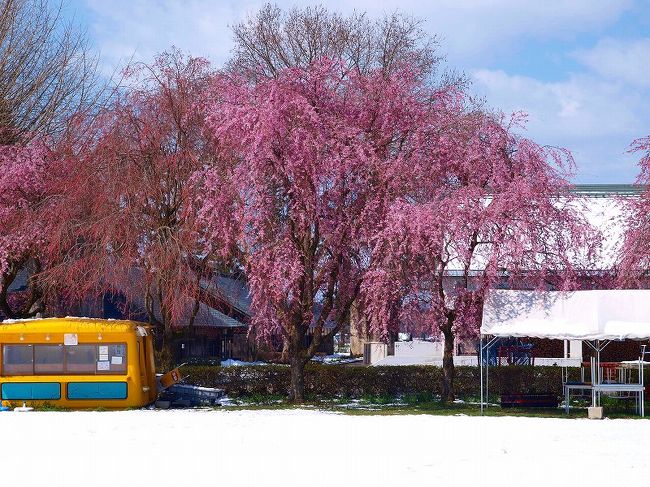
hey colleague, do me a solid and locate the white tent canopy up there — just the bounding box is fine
[481,289,650,341]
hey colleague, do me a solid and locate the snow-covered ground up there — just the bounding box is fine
[219,358,269,367]
[219,353,362,366]
[311,352,362,364]
[2,409,649,487]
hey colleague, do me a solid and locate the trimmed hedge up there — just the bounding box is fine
[182,364,577,399]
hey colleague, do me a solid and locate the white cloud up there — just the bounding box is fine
[80,0,634,73]
[84,0,265,74]
[402,0,633,62]
[291,1,633,56]
[473,70,642,137]
[573,38,650,87]
[472,69,649,182]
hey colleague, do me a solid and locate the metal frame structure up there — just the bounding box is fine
[480,335,646,417]
[563,341,645,416]
[479,335,500,415]
[480,289,650,416]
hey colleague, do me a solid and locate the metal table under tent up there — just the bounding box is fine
[479,289,650,416]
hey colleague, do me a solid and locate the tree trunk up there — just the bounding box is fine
[286,322,310,403]
[280,337,290,363]
[441,319,455,403]
[289,354,307,403]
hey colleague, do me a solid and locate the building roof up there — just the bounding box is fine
[193,303,248,329]
[199,275,251,317]
[196,274,337,330]
[196,274,251,328]
[443,192,626,272]
[570,184,646,197]
[7,266,29,292]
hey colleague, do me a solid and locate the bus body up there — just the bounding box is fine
[0,317,157,409]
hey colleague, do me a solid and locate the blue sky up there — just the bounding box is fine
[61,0,650,183]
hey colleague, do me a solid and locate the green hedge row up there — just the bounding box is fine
[181,364,575,399]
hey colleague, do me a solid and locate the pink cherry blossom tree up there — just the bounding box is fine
[619,135,650,283]
[203,59,451,402]
[0,139,52,318]
[42,51,239,365]
[363,112,600,402]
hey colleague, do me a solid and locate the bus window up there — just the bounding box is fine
[65,345,96,373]
[108,344,127,373]
[3,345,34,375]
[97,344,127,374]
[34,344,64,374]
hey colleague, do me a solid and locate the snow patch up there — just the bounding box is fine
[219,359,268,367]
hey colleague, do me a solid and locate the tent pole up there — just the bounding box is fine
[641,348,645,417]
[639,362,645,418]
[486,339,490,409]
[478,334,483,416]
[591,355,596,408]
[596,340,601,407]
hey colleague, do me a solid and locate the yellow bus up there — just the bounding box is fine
[0,317,157,409]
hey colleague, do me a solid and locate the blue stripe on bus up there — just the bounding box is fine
[1,382,61,400]
[67,382,127,400]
